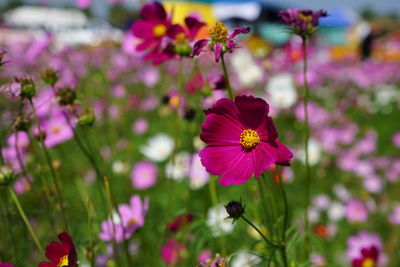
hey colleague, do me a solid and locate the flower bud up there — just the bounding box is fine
[0,166,14,185]
[19,77,36,99]
[41,68,59,86]
[56,87,76,106]
[78,107,96,126]
[225,200,245,220]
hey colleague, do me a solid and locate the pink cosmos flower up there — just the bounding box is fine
[392,132,400,148]
[347,232,387,267]
[132,118,149,135]
[99,195,149,243]
[279,9,328,38]
[130,161,157,189]
[191,22,250,62]
[389,205,400,225]
[199,95,293,186]
[0,262,14,267]
[14,176,34,195]
[42,113,74,148]
[161,238,186,265]
[118,195,149,235]
[345,198,368,223]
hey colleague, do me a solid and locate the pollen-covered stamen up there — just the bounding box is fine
[127,218,137,227]
[209,22,228,43]
[57,255,69,267]
[240,129,260,150]
[153,24,167,37]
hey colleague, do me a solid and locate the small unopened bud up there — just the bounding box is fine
[0,166,14,185]
[184,108,196,121]
[19,77,36,99]
[41,68,59,86]
[78,107,96,126]
[225,200,245,221]
[175,43,192,57]
[56,87,76,106]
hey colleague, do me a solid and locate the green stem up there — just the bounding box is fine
[241,215,277,248]
[302,37,311,257]
[276,165,289,267]
[1,189,18,262]
[28,98,69,232]
[9,188,44,255]
[220,55,234,99]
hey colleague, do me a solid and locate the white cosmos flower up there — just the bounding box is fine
[297,138,322,166]
[328,202,345,222]
[139,133,175,162]
[231,251,262,267]
[266,73,297,108]
[231,50,263,87]
[206,204,234,237]
[165,152,190,181]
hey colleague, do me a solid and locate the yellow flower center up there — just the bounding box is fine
[209,22,228,43]
[169,95,180,108]
[127,218,137,227]
[153,24,167,37]
[362,258,376,267]
[52,126,60,134]
[57,255,69,267]
[240,129,260,150]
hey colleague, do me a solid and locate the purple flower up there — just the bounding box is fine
[392,132,400,148]
[130,161,157,189]
[190,22,250,62]
[132,118,149,135]
[279,8,328,38]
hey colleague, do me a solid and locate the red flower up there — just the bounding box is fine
[39,232,77,267]
[199,95,293,186]
[0,262,14,267]
[167,213,194,232]
[279,8,328,38]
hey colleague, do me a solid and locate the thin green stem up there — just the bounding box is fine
[28,98,69,232]
[276,165,289,267]
[1,189,18,262]
[241,215,277,248]
[220,55,233,99]
[302,37,311,257]
[9,188,44,255]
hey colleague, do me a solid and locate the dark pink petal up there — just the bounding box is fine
[200,113,243,146]
[45,241,67,263]
[136,38,158,51]
[131,21,156,39]
[168,24,185,39]
[253,143,277,178]
[270,140,293,166]
[214,43,223,62]
[228,27,250,39]
[235,95,268,129]
[257,116,278,141]
[38,263,56,267]
[226,40,235,52]
[58,232,74,249]
[199,146,254,186]
[140,2,167,22]
[204,98,240,125]
[184,16,205,40]
[190,39,208,57]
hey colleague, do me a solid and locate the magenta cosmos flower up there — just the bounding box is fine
[190,22,250,62]
[199,95,293,186]
[131,2,173,63]
[279,9,327,38]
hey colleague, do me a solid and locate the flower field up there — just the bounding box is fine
[0,2,399,266]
